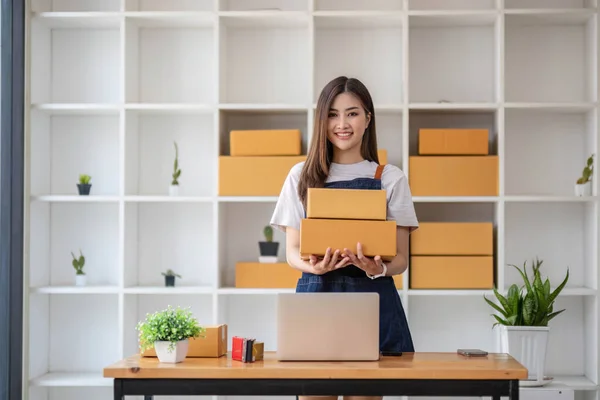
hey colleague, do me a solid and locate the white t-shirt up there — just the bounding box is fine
[270,160,419,233]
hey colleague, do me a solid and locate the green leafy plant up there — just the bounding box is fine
[79,174,91,185]
[136,305,205,353]
[263,225,273,242]
[483,258,569,327]
[71,250,85,275]
[172,141,181,185]
[162,269,181,278]
[576,154,594,184]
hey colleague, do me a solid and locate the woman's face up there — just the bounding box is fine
[326,92,370,154]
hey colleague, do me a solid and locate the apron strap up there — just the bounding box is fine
[374,164,386,180]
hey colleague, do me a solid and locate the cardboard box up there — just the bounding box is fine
[393,274,403,289]
[410,222,493,255]
[419,129,489,155]
[410,256,494,289]
[378,149,387,164]
[408,156,498,196]
[235,262,301,288]
[141,324,228,358]
[219,156,306,196]
[300,218,397,260]
[307,188,387,220]
[230,129,302,156]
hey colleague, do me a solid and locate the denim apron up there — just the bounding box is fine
[296,164,415,353]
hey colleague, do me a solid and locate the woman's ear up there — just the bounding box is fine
[366,112,371,129]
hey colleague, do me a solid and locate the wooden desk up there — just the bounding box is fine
[104,352,527,399]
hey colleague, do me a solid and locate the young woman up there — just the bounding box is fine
[270,76,419,400]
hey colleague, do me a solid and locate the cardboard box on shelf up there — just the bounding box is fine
[300,218,397,261]
[141,324,228,358]
[418,128,489,155]
[408,156,498,196]
[410,222,493,255]
[235,262,301,288]
[230,129,302,156]
[306,187,387,220]
[410,256,494,289]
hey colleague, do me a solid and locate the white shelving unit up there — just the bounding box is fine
[23,0,600,399]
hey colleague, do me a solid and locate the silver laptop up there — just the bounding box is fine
[276,292,380,361]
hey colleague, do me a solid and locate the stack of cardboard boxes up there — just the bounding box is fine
[299,186,403,288]
[408,128,498,196]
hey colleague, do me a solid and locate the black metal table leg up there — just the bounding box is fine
[510,379,520,399]
[114,379,123,400]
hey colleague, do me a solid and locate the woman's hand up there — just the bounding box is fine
[343,242,385,276]
[309,247,350,275]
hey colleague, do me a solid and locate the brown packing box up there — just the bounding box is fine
[141,324,228,358]
[410,222,493,255]
[419,129,489,155]
[378,149,387,164]
[235,262,301,288]
[307,187,387,220]
[219,156,306,196]
[393,274,403,289]
[300,218,397,260]
[410,256,494,289]
[230,129,302,156]
[408,156,498,196]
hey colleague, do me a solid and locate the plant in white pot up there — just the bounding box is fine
[169,141,181,196]
[136,305,205,364]
[484,258,569,387]
[71,249,86,286]
[575,153,594,196]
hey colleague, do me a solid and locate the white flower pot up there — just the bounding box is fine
[169,185,179,196]
[499,325,549,386]
[575,182,591,196]
[154,339,189,363]
[75,274,86,286]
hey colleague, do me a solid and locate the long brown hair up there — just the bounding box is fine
[297,76,379,209]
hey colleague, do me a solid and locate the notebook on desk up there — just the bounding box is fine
[276,292,380,361]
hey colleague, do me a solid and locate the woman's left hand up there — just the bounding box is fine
[343,242,385,276]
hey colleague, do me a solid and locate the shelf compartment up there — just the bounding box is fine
[218,15,309,105]
[408,13,498,103]
[124,202,216,289]
[504,202,598,292]
[218,202,286,288]
[314,0,402,11]
[219,109,308,156]
[125,0,215,11]
[124,17,216,104]
[373,112,404,167]
[31,0,120,12]
[28,294,120,387]
[30,15,120,104]
[30,111,120,196]
[123,294,214,357]
[408,0,496,10]
[504,108,597,196]
[125,111,215,196]
[505,12,596,103]
[505,0,597,9]
[314,14,403,105]
[29,202,120,288]
[219,0,308,11]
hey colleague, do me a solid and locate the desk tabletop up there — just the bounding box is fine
[103,352,527,380]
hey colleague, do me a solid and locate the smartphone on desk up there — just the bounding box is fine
[457,349,488,357]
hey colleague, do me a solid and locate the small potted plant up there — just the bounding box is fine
[162,269,181,287]
[136,305,205,363]
[483,258,569,386]
[258,225,279,263]
[71,249,86,286]
[575,154,594,196]
[77,174,92,195]
[169,141,181,196]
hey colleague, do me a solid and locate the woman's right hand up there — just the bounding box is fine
[308,248,350,275]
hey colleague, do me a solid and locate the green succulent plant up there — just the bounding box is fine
[483,258,569,327]
[263,225,273,242]
[136,305,204,353]
[576,154,594,184]
[79,174,91,185]
[71,250,85,275]
[172,141,181,185]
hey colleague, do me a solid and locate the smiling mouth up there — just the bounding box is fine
[334,132,353,139]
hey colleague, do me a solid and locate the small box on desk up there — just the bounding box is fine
[408,156,498,196]
[418,128,489,155]
[232,336,264,362]
[307,188,387,220]
[300,218,397,261]
[218,156,306,196]
[141,324,228,358]
[230,129,302,156]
